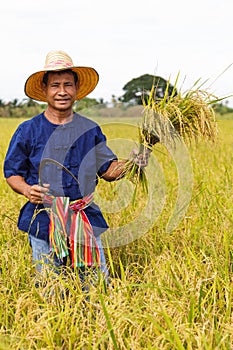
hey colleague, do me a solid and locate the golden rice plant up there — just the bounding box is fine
[124,75,220,194]
[142,77,218,144]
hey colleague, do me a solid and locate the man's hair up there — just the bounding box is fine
[42,69,78,85]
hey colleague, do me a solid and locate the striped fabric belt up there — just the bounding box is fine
[43,193,100,268]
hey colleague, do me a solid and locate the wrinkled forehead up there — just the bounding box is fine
[42,69,78,85]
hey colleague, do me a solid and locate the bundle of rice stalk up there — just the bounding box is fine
[123,76,220,195]
[143,78,218,145]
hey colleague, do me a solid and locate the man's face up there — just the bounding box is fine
[42,71,78,111]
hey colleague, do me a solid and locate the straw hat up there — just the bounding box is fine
[24,50,99,102]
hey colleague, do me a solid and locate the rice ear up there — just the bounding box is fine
[141,76,218,144]
[122,74,219,201]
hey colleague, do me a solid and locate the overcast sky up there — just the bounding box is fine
[1,0,233,105]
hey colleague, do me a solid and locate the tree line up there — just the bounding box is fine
[0,74,232,118]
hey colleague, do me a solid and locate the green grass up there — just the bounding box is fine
[0,117,232,349]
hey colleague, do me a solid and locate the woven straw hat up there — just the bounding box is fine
[24,50,99,102]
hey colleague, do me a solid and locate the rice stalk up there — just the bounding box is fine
[124,75,220,195]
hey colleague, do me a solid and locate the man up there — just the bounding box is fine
[4,50,150,285]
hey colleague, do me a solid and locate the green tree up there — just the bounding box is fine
[73,97,100,111]
[213,101,233,115]
[0,99,5,107]
[121,74,176,105]
[24,98,38,107]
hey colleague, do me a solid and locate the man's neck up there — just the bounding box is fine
[44,108,74,125]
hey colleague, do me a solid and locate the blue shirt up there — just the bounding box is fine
[4,112,117,242]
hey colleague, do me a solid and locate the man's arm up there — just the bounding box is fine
[101,160,127,181]
[101,148,151,182]
[6,176,49,204]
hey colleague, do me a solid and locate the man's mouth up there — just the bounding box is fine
[56,99,69,103]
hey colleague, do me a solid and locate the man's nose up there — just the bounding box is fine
[58,85,67,95]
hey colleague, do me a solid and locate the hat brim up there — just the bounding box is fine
[24,66,99,102]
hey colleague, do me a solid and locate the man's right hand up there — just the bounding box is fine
[6,175,50,204]
[25,184,50,204]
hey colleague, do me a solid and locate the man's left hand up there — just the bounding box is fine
[130,147,151,167]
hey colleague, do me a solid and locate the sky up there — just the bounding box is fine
[1,0,233,106]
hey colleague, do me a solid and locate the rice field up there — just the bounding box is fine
[0,115,232,349]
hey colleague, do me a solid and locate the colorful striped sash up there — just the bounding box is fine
[44,193,100,268]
